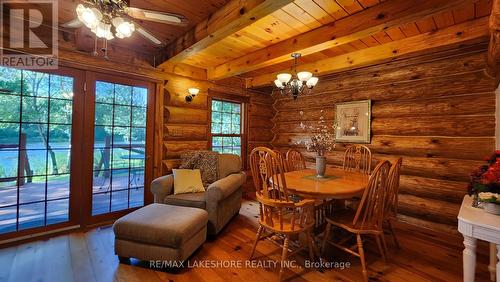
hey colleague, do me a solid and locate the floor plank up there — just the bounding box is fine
[0,200,493,282]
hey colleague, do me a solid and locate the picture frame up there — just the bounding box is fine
[335,99,371,143]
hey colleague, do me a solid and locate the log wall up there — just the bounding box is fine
[270,45,497,233]
[161,76,275,185]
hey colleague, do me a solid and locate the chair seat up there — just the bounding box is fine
[164,192,206,209]
[260,209,314,233]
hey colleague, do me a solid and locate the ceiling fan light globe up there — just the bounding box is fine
[112,16,124,27]
[115,31,125,39]
[297,71,312,82]
[77,4,100,28]
[93,22,113,39]
[277,73,292,84]
[119,22,135,37]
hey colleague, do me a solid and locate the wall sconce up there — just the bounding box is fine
[186,88,199,102]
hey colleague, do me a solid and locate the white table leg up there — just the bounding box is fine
[463,235,477,282]
[490,243,497,281]
[497,244,500,282]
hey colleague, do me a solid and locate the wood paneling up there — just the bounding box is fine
[270,46,497,230]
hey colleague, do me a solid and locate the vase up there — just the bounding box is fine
[316,156,326,178]
[483,203,500,215]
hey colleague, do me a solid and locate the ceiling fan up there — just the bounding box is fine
[62,0,188,46]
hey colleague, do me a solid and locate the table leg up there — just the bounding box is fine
[463,235,477,282]
[489,243,497,281]
[496,244,500,282]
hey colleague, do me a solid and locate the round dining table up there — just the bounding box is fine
[281,167,370,199]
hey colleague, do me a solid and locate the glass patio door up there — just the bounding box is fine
[84,73,154,221]
[0,66,84,237]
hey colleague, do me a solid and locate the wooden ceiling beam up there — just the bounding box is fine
[246,17,490,88]
[486,0,500,84]
[157,0,294,68]
[210,0,480,80]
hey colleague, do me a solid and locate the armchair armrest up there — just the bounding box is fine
[150,174,174,203]
[206,172,246,203]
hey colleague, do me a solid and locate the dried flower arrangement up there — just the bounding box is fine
[296,110,337,156]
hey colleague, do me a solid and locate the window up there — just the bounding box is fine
[210,99,243,156]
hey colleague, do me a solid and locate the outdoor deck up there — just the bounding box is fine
[0,174,144,234]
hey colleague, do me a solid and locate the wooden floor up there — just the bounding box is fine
[0,200,492,282]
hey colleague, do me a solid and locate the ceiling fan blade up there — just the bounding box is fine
[135,25,164,46]
[125,7,188,26]
[61,18,84,28]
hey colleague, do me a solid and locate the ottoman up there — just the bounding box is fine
[113,203,208,262]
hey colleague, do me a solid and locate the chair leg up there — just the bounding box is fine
[279,235,289,282]
[249,225,263,260]
[375,235,387,262]
[356,235,368,282]
[321,222,332,254]
[380,232,389,260]
[387,221,400,249]
[306,230,315,261]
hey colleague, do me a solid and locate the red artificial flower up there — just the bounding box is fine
[482,170,497,183]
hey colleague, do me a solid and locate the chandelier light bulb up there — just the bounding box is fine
[277,73,292,84]
[306,77,319,88]
[274,79,284,89]
[297,71,312,82]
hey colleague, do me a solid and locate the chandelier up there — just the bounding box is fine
[274,53,319,99]
[76,1,135,41]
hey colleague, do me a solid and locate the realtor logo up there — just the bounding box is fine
[0,0,58,69]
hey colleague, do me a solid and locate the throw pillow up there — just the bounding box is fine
[179,150,219,186]
[172,169,205,195]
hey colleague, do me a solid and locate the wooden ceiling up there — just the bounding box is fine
[58,0,231,55]
[242,0,491,77]
[157,0,496,88]
[177,0,373,67]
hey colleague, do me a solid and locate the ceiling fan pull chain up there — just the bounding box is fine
[93,36,98,57]
[104,39,109,60]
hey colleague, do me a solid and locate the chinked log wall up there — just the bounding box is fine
[162,76,274,176]
[271,44,497,234]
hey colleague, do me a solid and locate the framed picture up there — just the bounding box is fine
[335,100,371,143]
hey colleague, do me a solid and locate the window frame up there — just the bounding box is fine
[208,92,249,170]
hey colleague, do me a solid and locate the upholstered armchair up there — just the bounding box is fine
[150,152,246,235]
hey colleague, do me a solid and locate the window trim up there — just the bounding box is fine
[208,92,248,170]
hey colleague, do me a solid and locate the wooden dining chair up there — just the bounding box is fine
[383,157,403,249]
[273,149,289,172]
[343,145,372,174]
[286,148,306,171]
[249,147,318,281]
[321,160,391,282]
